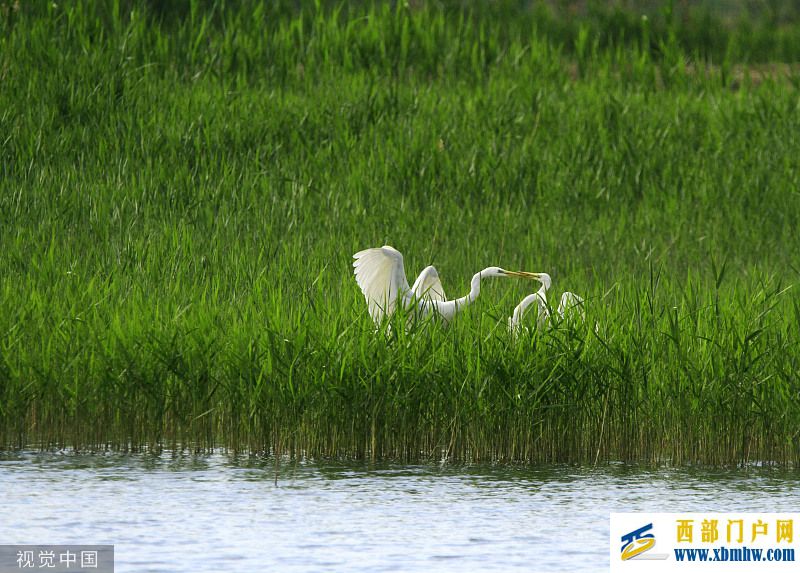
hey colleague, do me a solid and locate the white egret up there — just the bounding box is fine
[508,273,551,334]
[353,245,540,325]
[508,273,585,334]
[557,291,586,323]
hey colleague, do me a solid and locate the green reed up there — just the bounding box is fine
[0,1,798,464]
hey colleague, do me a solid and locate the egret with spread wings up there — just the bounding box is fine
[353,245,539,325]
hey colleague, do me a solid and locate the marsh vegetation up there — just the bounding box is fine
[1,1,799,464]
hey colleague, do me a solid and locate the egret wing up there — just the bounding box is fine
[411,265,447,303]
[558,292,585,321]
[353,246,411,324]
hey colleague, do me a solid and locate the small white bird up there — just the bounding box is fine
[508,273,585,335]
[353,245,542,326]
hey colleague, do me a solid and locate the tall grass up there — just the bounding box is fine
[0,1,799,464]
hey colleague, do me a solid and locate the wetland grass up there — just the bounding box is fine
[1,1,799,464]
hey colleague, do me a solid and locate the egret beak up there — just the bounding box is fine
[504,271,545,281]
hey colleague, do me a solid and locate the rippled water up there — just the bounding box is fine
[1,452,798,572]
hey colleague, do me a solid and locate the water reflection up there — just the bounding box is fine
[0,452,798,572]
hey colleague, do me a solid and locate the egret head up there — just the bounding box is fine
[479,266,509,279]
[535,272,552,290]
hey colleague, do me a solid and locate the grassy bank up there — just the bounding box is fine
[1,1,799,464]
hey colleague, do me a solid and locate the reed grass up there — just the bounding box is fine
[1,0,799,464]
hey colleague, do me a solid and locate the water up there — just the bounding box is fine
[1,452,798,572]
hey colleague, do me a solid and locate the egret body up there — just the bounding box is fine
[508,273,585,334]
[353,246,538,326]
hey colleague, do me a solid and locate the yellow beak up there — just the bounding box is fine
[505,271,545,280]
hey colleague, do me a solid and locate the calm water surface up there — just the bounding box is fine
[1,452,798,572]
